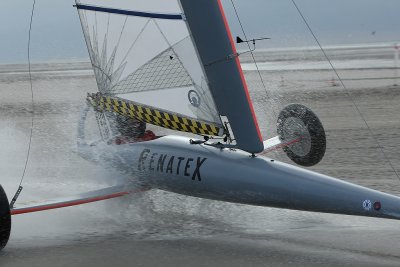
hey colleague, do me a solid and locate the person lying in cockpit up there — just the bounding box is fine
[111,115,156,145]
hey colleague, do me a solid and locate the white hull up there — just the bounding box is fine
[79,135,400,220]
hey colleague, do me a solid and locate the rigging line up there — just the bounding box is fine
[229,0,277,118]
[115,16,128,56]
[21,0,36,186]
[78,11,94,63]
[94,12,98,46]
[11,0,36,208]
[290,0,400,181]
[102,14,110,66]
[118,18,151,68]
[108,18,151,92]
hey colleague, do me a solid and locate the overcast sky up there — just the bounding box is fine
[0,0,399,63]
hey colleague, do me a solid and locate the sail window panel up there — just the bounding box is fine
[156,20,204,86]
[112,48,192,94]
[76,0,182,14]
[114,20,171,85]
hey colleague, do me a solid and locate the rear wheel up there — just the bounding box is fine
[0,185,11,251]
[277,104,326,167]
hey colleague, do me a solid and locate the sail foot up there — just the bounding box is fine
[86,93,223,137]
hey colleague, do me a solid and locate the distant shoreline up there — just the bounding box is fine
[0,41,398,75]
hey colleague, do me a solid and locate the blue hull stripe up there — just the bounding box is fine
[75,4,183,20]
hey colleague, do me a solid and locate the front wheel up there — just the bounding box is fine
[0,185,11,251]
[277,104,326,167]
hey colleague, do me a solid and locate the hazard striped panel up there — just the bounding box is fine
[87,93,223,137]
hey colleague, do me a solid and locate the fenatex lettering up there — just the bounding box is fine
[176,157,185,175]
[192,157,207,181]
[157,154,167,172]
[149,153,158,171]
[166,156,175,174]
[184,158,194,176]
[138,149,207,182]
[138,149,150,171]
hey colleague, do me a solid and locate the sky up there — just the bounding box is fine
[0,0,399,63]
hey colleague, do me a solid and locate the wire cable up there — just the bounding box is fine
[291,0,400,181]
[10,0,36,208]
[229,0,277,118]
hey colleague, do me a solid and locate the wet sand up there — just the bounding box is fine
[0,50,400,266]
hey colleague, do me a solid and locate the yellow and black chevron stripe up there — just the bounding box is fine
[87,93,223,137]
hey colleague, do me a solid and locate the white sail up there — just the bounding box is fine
[76,0,221,126]
[76,0,264,152]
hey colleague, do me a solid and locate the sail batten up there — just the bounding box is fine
[75,4,184,20]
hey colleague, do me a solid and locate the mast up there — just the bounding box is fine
[179,0,264,153]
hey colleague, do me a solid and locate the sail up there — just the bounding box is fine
[75,0,264,153]
[75,0,222,130]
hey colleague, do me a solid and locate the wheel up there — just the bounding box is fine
[0,185,11,251]
[277,104,326,167]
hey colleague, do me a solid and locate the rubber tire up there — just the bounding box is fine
[0,185,11,251]
[277,104,326,167]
